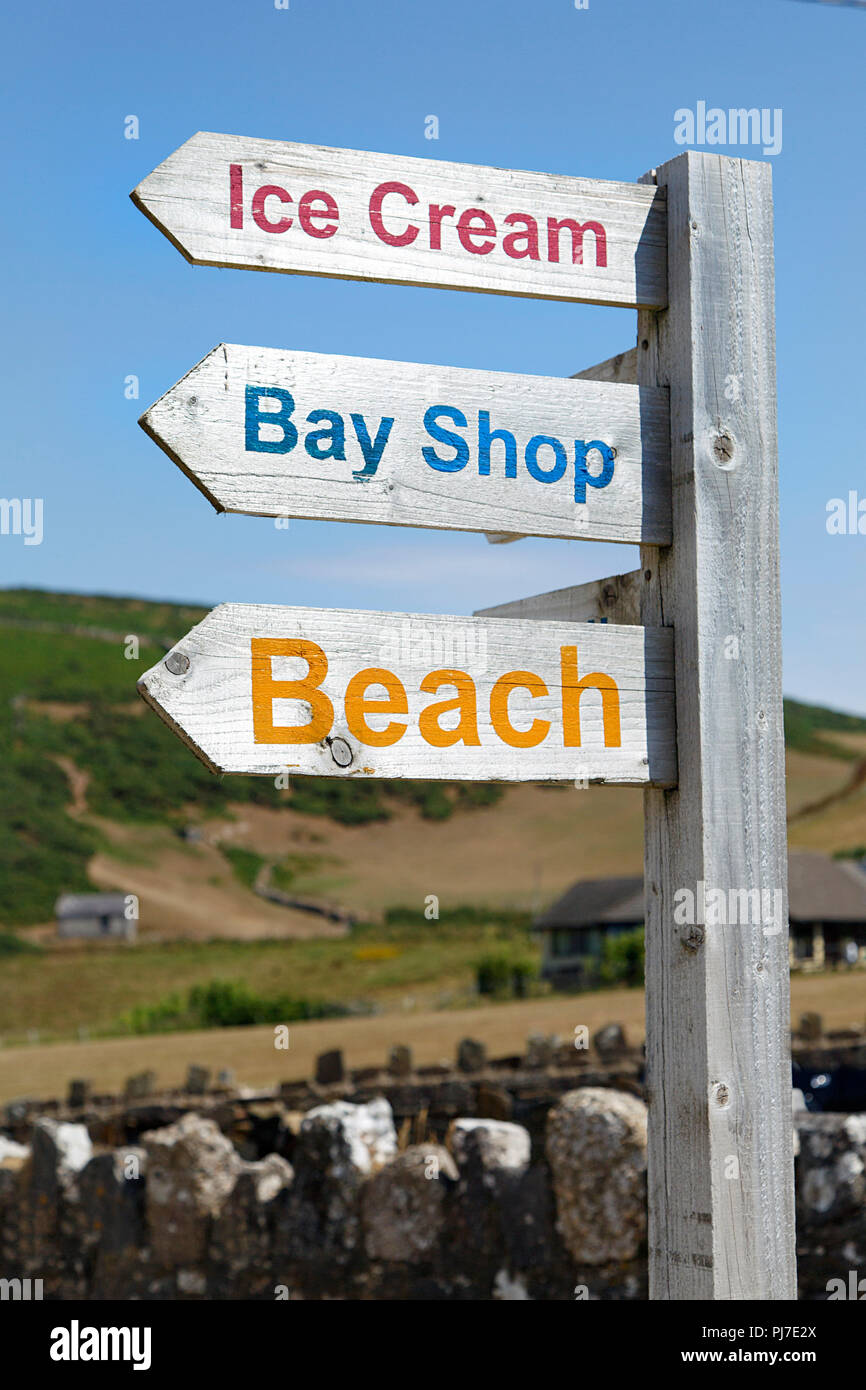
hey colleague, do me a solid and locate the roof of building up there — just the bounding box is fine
[55,893,128,918]
[533,852,866,931]
[533,875,644,931]
[786,852,866,923]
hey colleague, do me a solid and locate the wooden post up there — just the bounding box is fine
[474,570,641,626]
[638,153,796,1298]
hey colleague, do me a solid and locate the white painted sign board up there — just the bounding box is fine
[137,604,677,786]
[141,346,671,545]
[131,132,668,309]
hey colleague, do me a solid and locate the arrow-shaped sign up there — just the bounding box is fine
[140,345,671,545]
[137,603,677,786]
[131,132,667,309]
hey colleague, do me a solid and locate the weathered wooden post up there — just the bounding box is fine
[638,152,795,1299]
[132,132,795,1300]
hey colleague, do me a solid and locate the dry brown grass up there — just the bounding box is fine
[66,747,860,943]
[1,973,864,1108]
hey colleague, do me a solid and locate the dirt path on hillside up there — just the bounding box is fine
[87,842,348,941]
[788,758,866,825]
[51,755,90,818]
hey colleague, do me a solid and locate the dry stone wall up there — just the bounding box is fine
[1,1083,865,1300]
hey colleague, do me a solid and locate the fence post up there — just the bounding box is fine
[638,152,796,1299]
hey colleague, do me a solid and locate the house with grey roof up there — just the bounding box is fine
[533,851,866,989]
[55,893,135,942]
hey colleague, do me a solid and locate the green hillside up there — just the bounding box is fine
[0,588,501,925]
[2,587,865,928]
[783,697,866,760]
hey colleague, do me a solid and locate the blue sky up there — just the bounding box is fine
[1,0,864,711]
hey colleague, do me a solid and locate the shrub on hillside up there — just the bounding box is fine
[0,931,41,956]
[475,950,537,998]
[385,904,532,929]
[117,979,350,1035]
[599,928,645,987]
[221,846,266,890]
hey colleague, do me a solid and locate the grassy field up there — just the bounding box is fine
[0,918,536,1047]
[1,972,864,1107]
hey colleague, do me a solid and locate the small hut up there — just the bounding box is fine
[55,893,135,941]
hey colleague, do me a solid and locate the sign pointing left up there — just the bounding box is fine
[131,131,667,309]
[137,603,677,787]
[140,344,671,545]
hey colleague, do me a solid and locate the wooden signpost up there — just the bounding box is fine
[636,156,794,1301]
[131,132,667,309]
[140,345,671,544]
[137,604,676,786]
[133,137,795,1301]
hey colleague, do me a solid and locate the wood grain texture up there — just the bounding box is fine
[638,155,795,1299]
[137,603,676,786]
[474,570,642,625]
[140,345,671,545]
[131,131,668,309]
[571,346,638,385]
[484,345,644,544]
